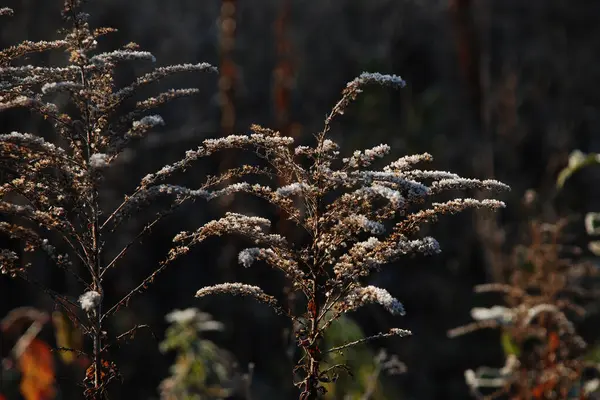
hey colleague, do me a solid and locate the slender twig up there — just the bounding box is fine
[100,198,187,277]
[325,330,412,354]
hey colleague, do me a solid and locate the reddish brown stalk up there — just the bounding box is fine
[219,0,237,135]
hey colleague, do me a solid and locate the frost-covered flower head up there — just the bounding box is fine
[79,291,102,312]
[165,308,224,332]
[146,72,511,397]
[448,221,593,399]
[89,153,109,169]
[0,2,218,397]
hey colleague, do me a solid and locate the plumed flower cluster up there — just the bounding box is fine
[152,72,509,397]
[0,0,217,276]
[0,2,508,398]
[79,290,102,313]
[449,220,599,399]
[0,2,216,397]
[337,285,406,316]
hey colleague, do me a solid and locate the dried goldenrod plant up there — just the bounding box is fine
[148,72,510,398]
[449,220,600,399]
[0,1,216,397]
[1,1,509,398]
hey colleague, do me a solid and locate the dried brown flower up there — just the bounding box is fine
[0,1,215,397]
[449,220,600,399]
[1,3,509,398]
[151,72,510,398]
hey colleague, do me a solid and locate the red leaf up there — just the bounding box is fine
[18,338,55,400]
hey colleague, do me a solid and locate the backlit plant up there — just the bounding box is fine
[0,1,509,398]
[0,1,215,397]
[157,73,510,398]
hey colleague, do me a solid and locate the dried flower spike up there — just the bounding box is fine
[153,72,511,398]
[0,1,216,397]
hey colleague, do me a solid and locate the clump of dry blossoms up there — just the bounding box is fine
[0,1,510,399]
[449,220,600,399]
[153,76,510,396]
[0,1,216,398]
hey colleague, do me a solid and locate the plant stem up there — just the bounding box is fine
[74,16,103,393]
[302,277,322,399]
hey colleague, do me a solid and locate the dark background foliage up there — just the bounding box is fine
[2,0,600,399]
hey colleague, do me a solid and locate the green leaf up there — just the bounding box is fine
[501,332,520,357]
[556,150,600,189]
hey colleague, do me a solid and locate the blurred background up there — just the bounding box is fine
[2,0,600,399]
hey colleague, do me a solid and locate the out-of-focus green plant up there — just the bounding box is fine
[556,150,600,190]
[320,314,405,400]
[449,220,600,399]
[557,150,600,256]
[158,308,239,400]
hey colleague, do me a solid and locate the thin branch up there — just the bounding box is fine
[324,329,411,354]
[101,324,155,353]
[100,197,187,277]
